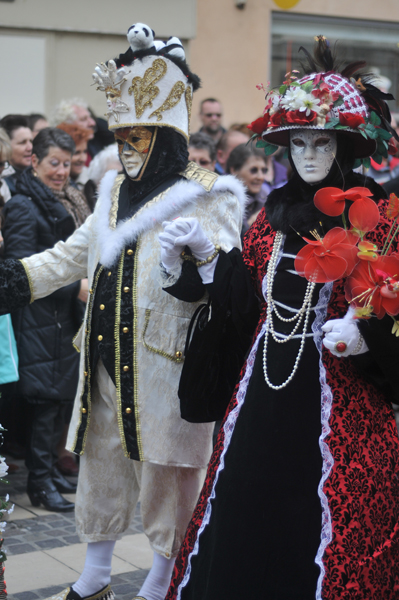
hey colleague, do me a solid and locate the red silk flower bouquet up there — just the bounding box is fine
[294,188,399,335]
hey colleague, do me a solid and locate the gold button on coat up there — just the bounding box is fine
[82,408,87,414]
[98,335,103,341]
[175,351,183,359]
[125,407,132,414]
[89,289,93,294]
[108,271,112,276]
[84,371,88,377]
[123,365,129,372]
[100,304,105,310]
[123,286,130,293]
[123,327,129,333]
[127,249,133,255]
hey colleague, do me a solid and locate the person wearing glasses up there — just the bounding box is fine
[188,132,216,171]
[198,98,226,143]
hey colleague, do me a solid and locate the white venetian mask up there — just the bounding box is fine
[290,130,337,184]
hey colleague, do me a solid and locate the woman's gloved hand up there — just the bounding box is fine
[159,218,218,283]
[322,307,368,357]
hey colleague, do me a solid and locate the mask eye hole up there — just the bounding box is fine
[291,138,305,147]
[130,137,141,144]
[314,137,331,148]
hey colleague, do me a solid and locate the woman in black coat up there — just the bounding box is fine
[2,128,91,511]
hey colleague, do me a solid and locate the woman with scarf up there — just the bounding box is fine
[161,39,399,600]
[2,127,91,512]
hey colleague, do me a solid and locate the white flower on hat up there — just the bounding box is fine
[0,457,8,479]
[281,87,321,116]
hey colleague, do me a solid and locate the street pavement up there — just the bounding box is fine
[0,456,151,600]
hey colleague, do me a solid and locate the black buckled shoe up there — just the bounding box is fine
[27,477,74,512]
[44,584,115,600]
[51,466,77,494]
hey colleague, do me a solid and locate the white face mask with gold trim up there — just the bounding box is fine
[114,126,157,180]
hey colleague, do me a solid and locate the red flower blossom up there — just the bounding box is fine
[387,193,399,220]
[247,114,270,135]
[345,254,399,318]
[338,112,365,128]
[269,110,287,127]
[348,196,380,234]
[286,109,317,125]
[313,186,373,217]
[295,227,359,283]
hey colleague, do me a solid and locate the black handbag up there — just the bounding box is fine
[178,297,246,423]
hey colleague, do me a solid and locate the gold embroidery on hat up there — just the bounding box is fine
[128,58,167,118]
[149,81,185,121]
[185,86,193,134]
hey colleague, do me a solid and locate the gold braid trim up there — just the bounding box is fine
[133,238,144,460]
[72,266,104,454]
[142,309,184,363]
[109,174,125,229]
[185,86,193,134]
[72,322,83,353]
[20,259,35,303]
[114,252,130,458]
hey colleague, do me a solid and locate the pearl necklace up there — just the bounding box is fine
[263,231,316,390]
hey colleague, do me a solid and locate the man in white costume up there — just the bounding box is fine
[0,23,246,600]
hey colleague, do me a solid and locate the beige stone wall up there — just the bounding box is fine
[0,0,195,118]
[189,0,399,133]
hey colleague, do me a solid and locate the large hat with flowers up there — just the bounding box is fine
[249,37,398,165]
[92,23,200,140]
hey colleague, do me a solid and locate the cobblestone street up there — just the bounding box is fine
[0,456,150,600]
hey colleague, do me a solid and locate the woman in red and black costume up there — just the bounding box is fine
[160,39,399,600]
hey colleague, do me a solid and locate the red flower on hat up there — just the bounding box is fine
[345,254,399,318]
[269,110,287,127]
[295,227,359,283]
[247,114,270,135]
[286,109,317,125]
[338,112,365,128]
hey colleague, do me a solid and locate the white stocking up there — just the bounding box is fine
[137,551,175,600]
[72,540,115,598]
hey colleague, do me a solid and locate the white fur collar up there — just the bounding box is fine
[95,170,247,267]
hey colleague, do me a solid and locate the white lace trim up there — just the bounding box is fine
[313,281,334,600]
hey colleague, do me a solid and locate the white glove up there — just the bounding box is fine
[160,218,218,284]
[159,221,185,274]
[322,307,368,357]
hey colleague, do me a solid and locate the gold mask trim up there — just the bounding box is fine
[149,81,185,121]
[128,58,167,118]
[115,126,153,154]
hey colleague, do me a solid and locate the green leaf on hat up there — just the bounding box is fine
[255,139,267,148]
[334,97,344,107]
[359,128,368,139]
[325,119,339,129]
[377,128,392,140]
[372,152,383,165]
[353,158,362,169]
[301,81,313,93]
[263,142,279,156]
[362,157,371,169]
[369,111,381,126]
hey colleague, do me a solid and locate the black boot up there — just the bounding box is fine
[27,477,74,512]
[51,466,77,493]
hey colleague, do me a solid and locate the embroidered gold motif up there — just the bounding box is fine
[128,58,167,118]
[109,174,125,229]
[149,81,185,121]
[133,239,144,460]
[185,86,193,134]
[181,161,219,192]
[142,309,184,363]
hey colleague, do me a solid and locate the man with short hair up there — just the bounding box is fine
[188,132,216,171]
[50,98,96,140]
[198,98,225,143]
[215,129,250,174]
[0,115,33,195]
